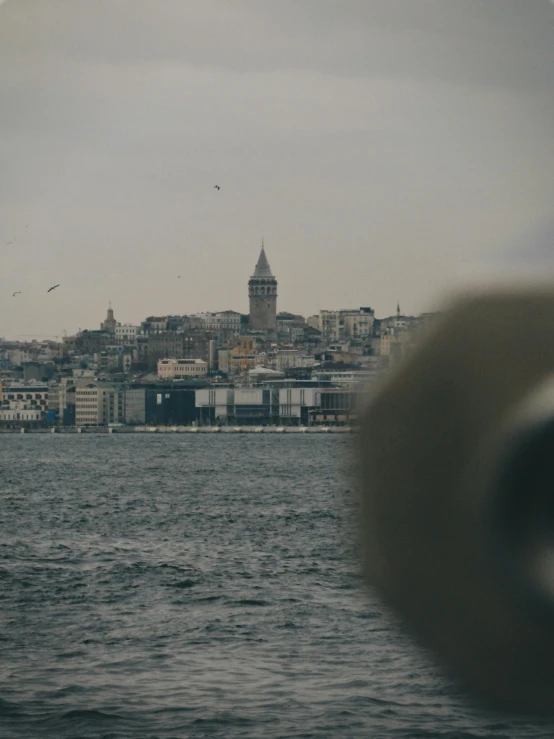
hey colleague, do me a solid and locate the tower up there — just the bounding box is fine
[248,241,277,332]
[101,301,117,333]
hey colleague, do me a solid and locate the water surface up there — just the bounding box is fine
[1,435,552,738]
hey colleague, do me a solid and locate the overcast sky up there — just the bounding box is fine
[1,0,554,339]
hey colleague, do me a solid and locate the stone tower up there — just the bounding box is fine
[248,242,277,332]
[101,302,117,334]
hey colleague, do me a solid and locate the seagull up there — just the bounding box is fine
[12,291,21,297]
[47,284,60,292]
[214,185,220,190]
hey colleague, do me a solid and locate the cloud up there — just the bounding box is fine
[1,0,554,336]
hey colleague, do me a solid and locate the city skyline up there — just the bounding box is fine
[2,242,408,342]
[2,1,554,339]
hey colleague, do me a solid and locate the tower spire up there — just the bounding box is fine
[253,241,273,277]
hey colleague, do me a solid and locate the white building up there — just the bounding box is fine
[115,324,139,343]
[1,384,49,411]
[72,369,96,378]
[275,350,316,372]
[0,403,42,423]
[279,388,321,422]
[313,369,377,387]
[157,358,208,380]
[193,311,242,334]
[275,349,299,372]
[319,307,374,342]
[196,388,234,422]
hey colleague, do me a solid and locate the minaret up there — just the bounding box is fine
[397,302,401,319]
[248,240,278,332]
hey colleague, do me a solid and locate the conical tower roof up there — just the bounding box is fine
[253,242,273,278]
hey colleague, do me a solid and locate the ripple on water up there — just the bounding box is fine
[1,435,553,738]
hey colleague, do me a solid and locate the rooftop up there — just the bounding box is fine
[252,244,273,278]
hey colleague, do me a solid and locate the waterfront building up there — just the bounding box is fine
[144,385,198,426]
[124,388,146,425]
[278,387,322,425]
[0,403,42,426]
[309,388,363,425]
[195,385,360,427]
[1,383,49,411]
[98,384,126,426]
[75,384,100,426]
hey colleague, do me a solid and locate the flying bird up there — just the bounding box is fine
[177,275,181,278]
[7,240,14,245]
[12,291,21,297]
[47,284,60,293]
[214,185,220,190]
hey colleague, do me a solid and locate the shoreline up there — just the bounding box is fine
[1,425,357,435]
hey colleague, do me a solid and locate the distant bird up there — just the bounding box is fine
[214,185,220,190]
[177,275,181,278]
[12,291,21,297]
[7,240,14,245]
[47,284,60,293]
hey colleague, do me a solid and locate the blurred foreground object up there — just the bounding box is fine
[359,288,554,713]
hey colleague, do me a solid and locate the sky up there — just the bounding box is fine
[1,0,554,339]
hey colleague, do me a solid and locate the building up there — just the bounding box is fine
[194,311,242,335]
[115,324,139,343]
[75,383,127,426]
[1,383,49,411]
[309,388,363,425]
[195,388,234,425]
[71,330,113,354]
[143,383,203,426]
[0,404,43,426]
[141,316,169,334]
[277,313,306,343]
[98,385,126,425]
[101,303,117,333]
[0,380,49,427]
[59,376,96,422]
[248,242,278,332]
[196,387,279,426]
[319,307,375,343]
[75,384,100,426]
[279,387,321,425]
[196,384,359,426]
[22,361,55,382]
[313,367,376,387]
[157,358,208,379]
[275,349,299,373]
[147,331,211,371]
[125,388,146,425]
